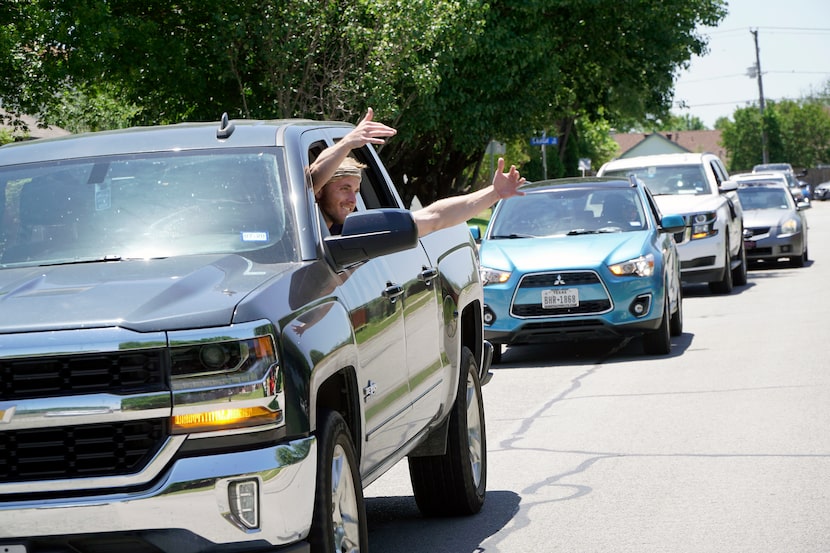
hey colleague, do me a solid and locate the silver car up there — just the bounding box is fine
[734,175,810,267]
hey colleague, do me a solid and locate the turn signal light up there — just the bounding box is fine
[172,406,281,434]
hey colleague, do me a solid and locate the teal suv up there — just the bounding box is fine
[474,177,686,360]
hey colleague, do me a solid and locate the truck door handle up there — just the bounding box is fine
[383,282,404,303]
[419,267,438,286]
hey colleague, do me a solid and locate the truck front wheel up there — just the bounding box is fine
[408,346,487,516]
[309,410,367,553]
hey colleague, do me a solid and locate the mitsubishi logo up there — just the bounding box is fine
[554,275,566,286]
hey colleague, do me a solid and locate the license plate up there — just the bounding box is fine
[542,288,579,308]
[1,546,27,553]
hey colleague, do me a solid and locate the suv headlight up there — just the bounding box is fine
[690,212,718,240]
[480,266,511,286]
[170,321,283,434]
[609,253,655,277]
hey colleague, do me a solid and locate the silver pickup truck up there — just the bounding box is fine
[0,117,492,553]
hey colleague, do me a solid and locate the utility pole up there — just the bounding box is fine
[751,28,769,164]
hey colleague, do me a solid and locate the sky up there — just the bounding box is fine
[672,0,830,128]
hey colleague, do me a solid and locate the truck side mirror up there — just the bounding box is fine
[325,208,418,267]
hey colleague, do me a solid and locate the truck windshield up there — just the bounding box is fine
[0,149,299,267]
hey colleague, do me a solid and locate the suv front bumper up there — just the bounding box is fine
[0,437,316,553]
[675,232,727,284]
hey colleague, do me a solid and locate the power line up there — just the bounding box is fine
[679,70,830,85]
[703,26,830,36]
[675,95,824,109]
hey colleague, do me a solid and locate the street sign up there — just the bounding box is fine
[530,136,558,146]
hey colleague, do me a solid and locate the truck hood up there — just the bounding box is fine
[652,194,723,216]
[0,255,292,334]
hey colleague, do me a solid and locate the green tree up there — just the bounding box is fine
[720,98,830,172]
[2,0,727,203]
[775,98,830,168]
[384,0,726,201]
[719,107,762,172]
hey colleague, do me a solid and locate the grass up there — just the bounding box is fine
[467,208,493,236]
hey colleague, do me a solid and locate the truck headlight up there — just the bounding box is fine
[609,253,655,277]
[170,322,283,434]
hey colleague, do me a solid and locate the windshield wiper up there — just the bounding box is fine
[37,254,124,267]
[492,233,536,239]
[566,228,620,235]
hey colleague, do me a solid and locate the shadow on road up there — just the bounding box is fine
[366,490,521,553]
[492,331,694,368]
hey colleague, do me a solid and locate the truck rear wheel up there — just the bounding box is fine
[408,346,487,516]
[309,410,367,553]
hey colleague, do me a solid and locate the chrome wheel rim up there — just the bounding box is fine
[331,444,361,553]
[465,373,484,488]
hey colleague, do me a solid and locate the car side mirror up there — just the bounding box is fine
[325,208,418,267]
[469,225,482,242]
[659,214,686,234]
[719,179,738,192]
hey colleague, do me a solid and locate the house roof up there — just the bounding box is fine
[1,109,70,141]
[611,130,727,164]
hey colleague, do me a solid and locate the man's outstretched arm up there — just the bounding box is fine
[413,157,525,237]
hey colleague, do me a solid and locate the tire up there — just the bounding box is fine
[309,411,367,553]
[643,296,671,355]
[709,240,734,294]
[408,346,487,516]
[492,343,503,365]
[791,245,807,267]
[732,242,748,286]
[669,285,683,337]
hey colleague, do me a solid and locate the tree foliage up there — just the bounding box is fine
[719,97,830,172]
[2,0,726,203]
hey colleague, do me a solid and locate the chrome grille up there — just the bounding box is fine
[744,227,771,238]
[0,419,168,483]
[0,351,166,401]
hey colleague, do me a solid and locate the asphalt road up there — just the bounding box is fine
[364,200,830,552]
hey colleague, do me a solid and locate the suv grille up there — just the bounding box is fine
[511,271,611,318]
[513,300,611,317]
[520,272,600,287]
[0,419,168,483]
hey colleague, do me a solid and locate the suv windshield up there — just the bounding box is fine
[0,149,298,267]
[603,165,713,196]
[490,186,646,237]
